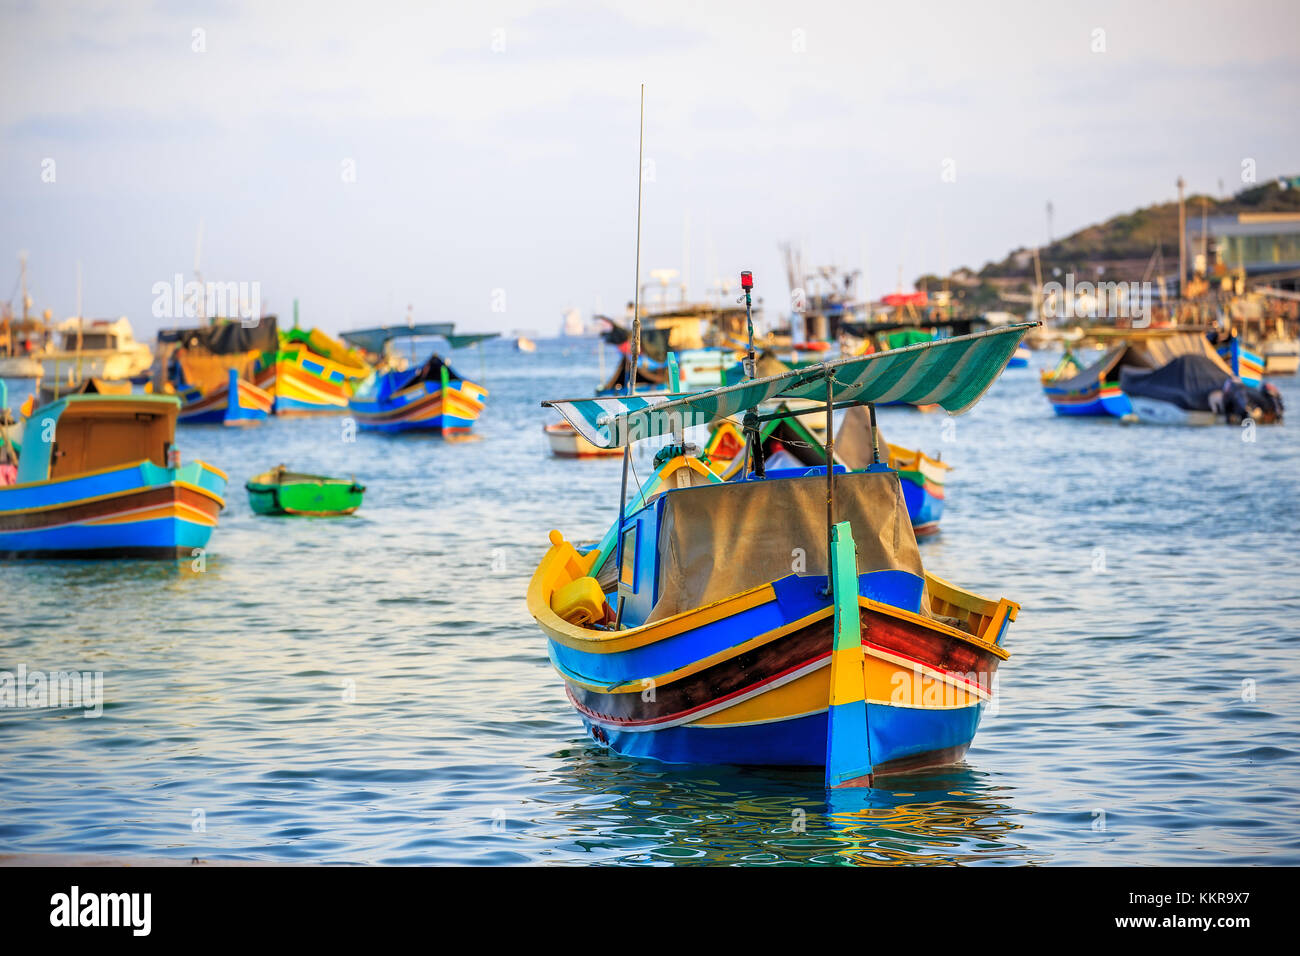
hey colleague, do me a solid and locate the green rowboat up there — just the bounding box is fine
[246,466,365,516]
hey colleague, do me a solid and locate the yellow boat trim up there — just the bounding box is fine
[532,531,1014,664]
[85,501,219,528]
[0,458,156,492]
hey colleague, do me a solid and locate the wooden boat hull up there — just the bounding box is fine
[1262,342,1299,376]
[348,378,487,434]
[1042,380,1131,417]
[532,536,1016,776]
[254,352,356,415]
[1218,340,1263,387]
[246,470,364,516]
[545,422,622,458]
[177,369,273,425]
[0,459,227,558]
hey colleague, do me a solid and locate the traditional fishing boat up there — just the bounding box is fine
[154,319,276,425]
[253,307,372,415]
[246,465,364,516]
[528,299,1031,785]
[1123,353,1284,426]
[0,393,226,558]
[545,421,623,458]
[348,352,489,434]
[703,404,951,537]
[1215,336,1264,387]
[1040,330,1229,417]
[1262,337,1300,376]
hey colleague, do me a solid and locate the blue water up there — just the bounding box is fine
[2,339,1298,865]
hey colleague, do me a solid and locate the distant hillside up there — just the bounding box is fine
[978,176,1300,280]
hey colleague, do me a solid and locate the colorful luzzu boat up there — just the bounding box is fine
[348,354,488,434]
[155,319,276,426]
[0,393,226,558]
[1040,332,1233,418]
[1216,337,1263,388]
[702,404,951,537]
[254,323,371,415]
[529,318,1031,786]
[176,367,273,425]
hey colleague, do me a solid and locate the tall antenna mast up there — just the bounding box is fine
[194,218,206,324]
[615,83,647,631]
[629,83,645,397]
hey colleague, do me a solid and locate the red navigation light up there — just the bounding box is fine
[740,270,753,290]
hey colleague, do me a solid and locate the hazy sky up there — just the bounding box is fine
[2,0,1298,337]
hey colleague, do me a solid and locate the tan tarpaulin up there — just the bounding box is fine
[832,404,885,471]
[1062,332,1233,390]
[176,348,261,393]
[1134,332,1233,372]
[647,470,923,622]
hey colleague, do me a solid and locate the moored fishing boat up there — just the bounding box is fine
[246,465,364,516]
[1040,330,1230,417]
[1262,337,1300,376]
[1122,353,1284,426]
[544,421,623,458]
[1215,336,1264,387]
[155,319,277,426]
[254,308,371,415]
[176,368,273,425]
[528,277,1031,785]
[34,317,153,383]
[348,353,487,434]
[0,393,226,558]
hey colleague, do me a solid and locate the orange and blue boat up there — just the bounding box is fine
[0,393,226,558]
[176,367,273,425]
[347,355,488,434]
[529,308,1031,786]
[342,323,496,435]
[254,308,371,415]
[1216,336,1263,388]
[1040,331,1233,417]
[155,320,276,426]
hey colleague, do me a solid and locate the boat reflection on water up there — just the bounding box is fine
[542,744,1032,865]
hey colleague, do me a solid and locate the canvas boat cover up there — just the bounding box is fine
[1053,332,1231,392]
[647,470,923,622]
[1119,354,1233,411]
[598,354,669,394]
[340,323,456,355]
[374,353,462,402]
[156,317,278,355]
[832,404,886,470]
[546,323,1033,449]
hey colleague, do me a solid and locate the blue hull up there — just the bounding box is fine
[0,460,227,559]
[900,477,943,535]
[588,703,984,772]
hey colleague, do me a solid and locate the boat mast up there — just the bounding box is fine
[73,260,84,392]
[629,83,645,395]
[615,83,646,630]
[194,218,206,325]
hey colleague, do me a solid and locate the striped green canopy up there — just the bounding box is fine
[545,323,1035,449]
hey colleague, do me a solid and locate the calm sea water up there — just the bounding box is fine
[2,339,1298,866]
